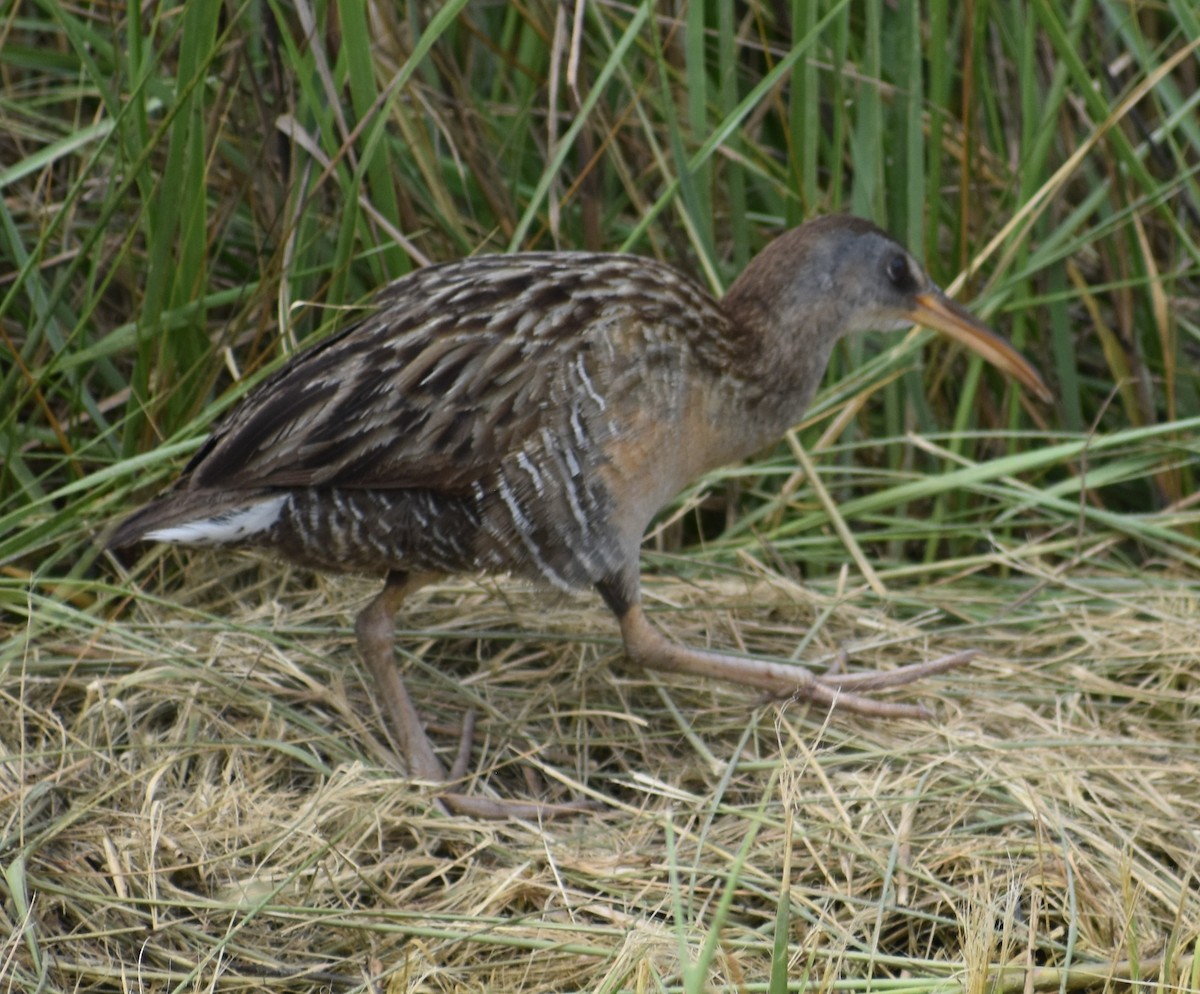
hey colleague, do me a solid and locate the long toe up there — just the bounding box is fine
[814,649,977,691]
[437,792,602,820]
[768,650,977,719]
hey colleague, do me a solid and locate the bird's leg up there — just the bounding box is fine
[609,593,971,721]
[355,571,594,819]
[355,571,449,781]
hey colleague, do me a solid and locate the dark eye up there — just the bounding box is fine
[886,254,913,289]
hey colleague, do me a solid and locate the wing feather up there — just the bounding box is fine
[182,252,732,495]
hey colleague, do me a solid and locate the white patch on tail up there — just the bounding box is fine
[145,496,287,545]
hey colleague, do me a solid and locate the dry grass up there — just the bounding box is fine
[6,554,1199,993]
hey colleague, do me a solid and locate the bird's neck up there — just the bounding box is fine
[717,301,842,454]
[681,330,839,481]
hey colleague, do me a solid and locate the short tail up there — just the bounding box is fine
[107,489,286,549]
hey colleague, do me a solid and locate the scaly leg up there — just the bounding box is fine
[355,571,594,819]
[355,571,447,780]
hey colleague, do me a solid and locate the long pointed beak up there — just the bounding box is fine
[907,291,1052,402]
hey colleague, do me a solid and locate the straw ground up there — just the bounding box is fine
[7,539,1200,991]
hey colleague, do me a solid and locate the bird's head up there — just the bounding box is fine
[723,215,1052,402]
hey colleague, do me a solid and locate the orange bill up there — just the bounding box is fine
[907,291,1052,402]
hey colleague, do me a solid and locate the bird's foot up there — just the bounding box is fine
[375,679,599,820]
[618,602,973,720]
[769,648,976,720]
[357,577,598,820]
[421,710,600,819]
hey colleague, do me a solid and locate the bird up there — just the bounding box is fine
[109,215,1051,818]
